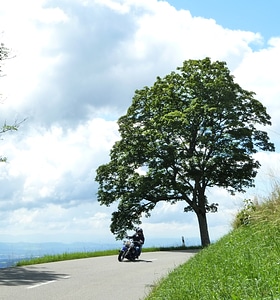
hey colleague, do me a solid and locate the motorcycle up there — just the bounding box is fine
[118,238,141,262]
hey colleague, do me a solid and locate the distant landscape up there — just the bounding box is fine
[0,242,117,268]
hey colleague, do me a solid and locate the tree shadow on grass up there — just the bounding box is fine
[0,266,69,286]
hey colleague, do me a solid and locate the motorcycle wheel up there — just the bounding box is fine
[118,250,126,262]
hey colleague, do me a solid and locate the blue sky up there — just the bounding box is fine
[0,0,279,246]
[169,0,279,41]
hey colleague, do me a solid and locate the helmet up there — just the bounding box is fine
[136,227,143,233]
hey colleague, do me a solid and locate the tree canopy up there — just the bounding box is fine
[95,57,275,247]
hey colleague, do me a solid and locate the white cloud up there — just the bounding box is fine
[0,0,279,245]
[94,0,131,13]
[233,37,280,135]
[0,119,119,212]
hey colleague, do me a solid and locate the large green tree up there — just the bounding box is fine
[95,57,275,247]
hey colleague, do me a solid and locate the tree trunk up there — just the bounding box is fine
[196,210,210,247]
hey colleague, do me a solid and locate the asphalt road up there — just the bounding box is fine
[0,250,198,300]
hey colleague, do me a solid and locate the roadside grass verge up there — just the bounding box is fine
[16,249,119,266]
[16,245,200,267]
[145,186,280,300]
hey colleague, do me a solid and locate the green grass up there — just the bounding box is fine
[145,186,280,300]
[16,249,119,266]
[15,246,199,267]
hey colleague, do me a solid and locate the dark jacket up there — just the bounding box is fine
[128,232,145,245]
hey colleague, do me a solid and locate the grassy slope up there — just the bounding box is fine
[146,189,280,300]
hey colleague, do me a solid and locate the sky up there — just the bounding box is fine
[0,0,280,246]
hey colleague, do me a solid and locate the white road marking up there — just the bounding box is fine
[26,276,70,289]
[27,280,57,289]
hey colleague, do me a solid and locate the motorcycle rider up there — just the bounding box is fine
[127,227,145,258]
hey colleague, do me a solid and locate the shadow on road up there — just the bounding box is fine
[122,259,153,263]
[0,266,68,286]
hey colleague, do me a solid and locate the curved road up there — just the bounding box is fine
[0,250,198,300]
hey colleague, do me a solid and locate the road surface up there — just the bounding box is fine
[0,250,198,300]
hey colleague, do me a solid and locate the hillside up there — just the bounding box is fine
[146,186,280,299]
